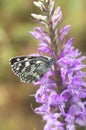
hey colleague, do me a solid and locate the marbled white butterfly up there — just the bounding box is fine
[9,56,53,83]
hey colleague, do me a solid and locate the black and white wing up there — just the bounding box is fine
[9,56,53,83]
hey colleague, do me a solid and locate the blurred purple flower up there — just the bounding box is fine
[30,0,86,129]
[58,25,71,41]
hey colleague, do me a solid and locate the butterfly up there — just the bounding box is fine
[9,56,53,83]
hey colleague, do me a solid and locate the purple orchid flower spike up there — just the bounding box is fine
[31,0,86,129]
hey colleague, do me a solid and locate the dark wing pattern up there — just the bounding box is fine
[9,56,53,83]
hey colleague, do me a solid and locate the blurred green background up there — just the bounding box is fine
[0,0,86,130]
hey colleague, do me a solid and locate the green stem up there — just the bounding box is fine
[45,1,63,93]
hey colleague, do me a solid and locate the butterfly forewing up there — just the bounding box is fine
[9,56,53,83]
[9,56,29,76]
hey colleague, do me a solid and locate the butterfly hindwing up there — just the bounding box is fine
[9,56,53,83]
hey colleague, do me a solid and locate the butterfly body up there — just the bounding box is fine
[9,56,53,83]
